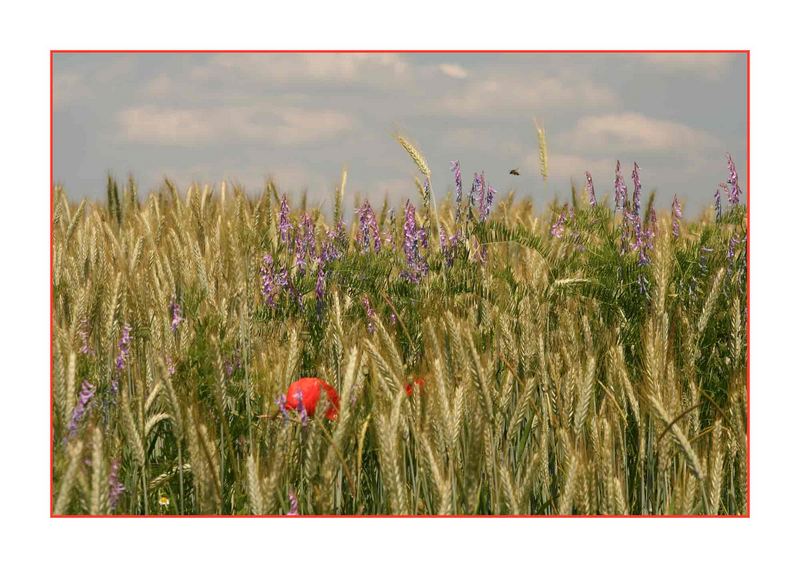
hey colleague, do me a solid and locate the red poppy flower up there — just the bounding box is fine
[404,377,425,397]
[285,377,340,420]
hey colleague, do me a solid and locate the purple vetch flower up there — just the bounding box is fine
[439,226,460,268]
[78,318,94,355]
[279,195,292,245]
[356,200,381,253]
[726,153,741,205]
[623,210,640,255]
[169,297,184,332]
[671,195,682,238]
[115,323,132,372]
[642,207,657,261]
[287,490,299,516]
[294,390,309,426]
[478,172,486,217]
[389,312,397,326]
[450,161,463,221]
[585,171,597,207]
[633,229,653,266]
[401,201,429,283]
[108,459,125,511]
[476,172,492,221]
[485,183,496,218]
[321,223,345,263]
[294,213,316,274]
[714,185,723,222]
[166,355,176,377]
[467,173,480,223]
[550,206,567,239]
[315,265,326,306]
[631,162,642,217]
[728,235,741,263]
[614,161,628,212]
[276,394,290,423]
[260,254,289,308]
[363,296,376,335]
[66,380,95,440]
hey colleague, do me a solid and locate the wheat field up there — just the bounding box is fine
[51,148,748,515]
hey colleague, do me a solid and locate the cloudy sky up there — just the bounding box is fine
[53,52,747,215]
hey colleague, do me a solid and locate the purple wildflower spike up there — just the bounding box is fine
[550,206,567,239]
[287,490,299,516]
[623,210,639,255]
[728,235,740,263]
[401,201,429,283]
[315,265,326,306]
[108,459,125,511]
[276,394,290,423]
[585,171,597,207]
[631,162,642,217]
[294,213,316,274]
[485,184,496,219]
[279,195,292,245]
[477,172,487,221]
[439,226,459,268]
[67,380,95,440]
[363,296,376,335]
[614,161,628,211]
[78,318,94,356]
[450,161,463,221]
[672,195,682,238]
[166,355,176,377]
[726,154,741,205]
[115,323,132,372]
[261,255,289,308]
[321,223,345,263]
[169,297,184,332]
[260,254,278,307]
[357,200,381,253]
[294,390,309,426]
[714,185,723,222]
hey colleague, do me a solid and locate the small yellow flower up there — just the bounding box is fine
[159,495,170,508]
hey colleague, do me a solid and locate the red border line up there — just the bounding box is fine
[51,49,749,55]
[50,49,750,519]
[50,50,55,517]
[746,50,751,518]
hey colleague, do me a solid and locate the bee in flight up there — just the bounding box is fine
[509,169,520,176]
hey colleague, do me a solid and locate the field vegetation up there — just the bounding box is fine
[51,141,747,515]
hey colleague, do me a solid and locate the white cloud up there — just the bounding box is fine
[116,105,355,146]
[141,73,173,97]
[439,74,618,117]
[439,63,469,79]
[53,72,90,110]
[191,53,410,86]
[639,53,738,78]
[558,112,719,155]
